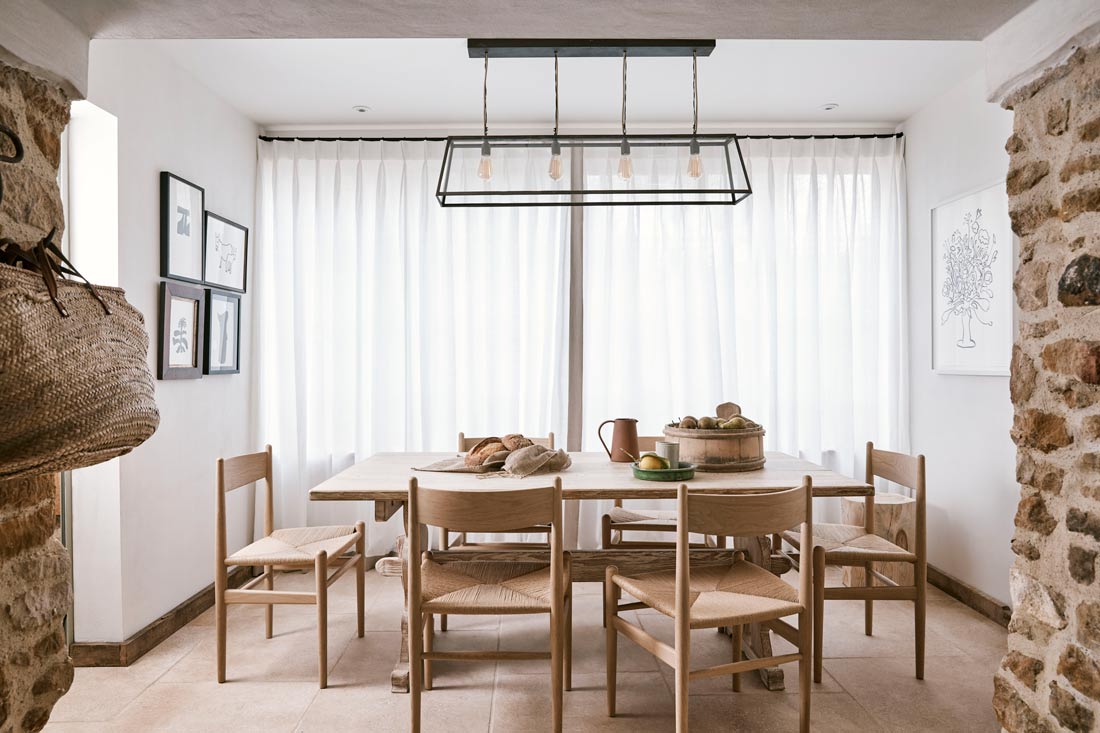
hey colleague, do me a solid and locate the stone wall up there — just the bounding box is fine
[0,62,74,731]
[997,45,1100,733]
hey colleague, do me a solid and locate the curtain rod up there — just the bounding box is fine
[258,132,903,143]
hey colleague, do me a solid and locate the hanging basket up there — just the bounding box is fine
[0,262,160,481]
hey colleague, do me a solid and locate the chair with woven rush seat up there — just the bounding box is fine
[605,478,814,732]
[214,445,366,688]
[779,442,926,681]
[439,432,555,632]
[408,476,571,733]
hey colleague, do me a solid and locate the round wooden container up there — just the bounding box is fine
[661,425,766,472]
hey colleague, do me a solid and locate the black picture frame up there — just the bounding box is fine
[203,288,242,375]
[202,211,249,293]
[158,281,205,380]
[160,172,205,284]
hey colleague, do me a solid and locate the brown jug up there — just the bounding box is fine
[598,418,640,463]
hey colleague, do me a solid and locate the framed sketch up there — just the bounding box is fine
[931,181,1014,375]
[158,281,205,380]
[160,172,205,283]
[204,288,241,375]
[203,212,248,292]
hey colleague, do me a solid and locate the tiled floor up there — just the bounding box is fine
[46,567,1005,732]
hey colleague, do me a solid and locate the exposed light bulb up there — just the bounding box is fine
[687,138,703,179]
[548,140,563,181]
[617,139,633,181]
[477,141,492,181]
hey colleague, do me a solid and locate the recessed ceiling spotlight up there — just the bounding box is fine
[352,105,371,113]
[820,102,839,112]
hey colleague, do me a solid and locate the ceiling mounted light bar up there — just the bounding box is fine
[437,38,751,207]
[467,39,716,58]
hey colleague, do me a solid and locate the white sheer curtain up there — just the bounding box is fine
[253,139,570,553]
[578,137,909,547]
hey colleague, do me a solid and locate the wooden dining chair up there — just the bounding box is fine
[214,445,366,688]
[605,478,814,732]
[600,436,727,550]
[779,442,926,681]
[408,476,572,733]
[439,432,556,632]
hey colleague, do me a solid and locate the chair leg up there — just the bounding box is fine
[812,546,825,684]
[264,565,273,639]
[731,624,742,691]
[410,605,423,733]
[799,608,812,733]
[439,529,450,633]
[551,603,563,733]
[423,613,434,691]
[215,565,227,683]
[674,619,689,733]
[565,564,573,692]
[356,521,366,638]
[915,560,927,680]
[315,551,329,689]
[604,566,618,717]
[864,561,874,636]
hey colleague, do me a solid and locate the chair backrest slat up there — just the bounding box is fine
[414,483,557,533]
[220,450,269,492]
[637,435,661,453]
[457,433,555,451]
[870,446,921,492]
[685,483,809,537]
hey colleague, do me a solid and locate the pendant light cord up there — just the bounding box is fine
[692,49,699,136]
[483,49,489,137]
[553,50,559,136]
[621,49,628,137]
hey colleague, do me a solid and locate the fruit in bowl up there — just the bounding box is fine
[637,453,670,470]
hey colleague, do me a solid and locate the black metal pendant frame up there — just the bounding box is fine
[467,39,716,58]
[436,133,752,208]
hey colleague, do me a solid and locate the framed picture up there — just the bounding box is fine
[203,212,248,292]
[931,181,1015,376]
[160,172,205,283]
[158,281,205,380]
[204,288,241,375]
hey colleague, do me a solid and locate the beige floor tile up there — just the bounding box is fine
[825,655,1001,732]
[924,601,1007,666]
[49,626,207,722]
[491,671,675,733]
[161,610,360,684]
[814,598,963,660]
[109,680,319,733]
[686,687,879,732]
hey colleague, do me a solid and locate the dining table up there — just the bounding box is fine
[309,450,872,693]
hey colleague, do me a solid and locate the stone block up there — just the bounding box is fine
[1011,344,1038,403]
[1003,650,1044,690]
[1049,681,1095,733]
[1069,545,1097,584]
[1067,508,1100,542]
[1058,645,1100,701]
[1007,160,1050,195]
[1015,492,1058,535]
[1012,408,1074,452]
[1058,254,1100,306]
[1042,339,1100,385]
[1015,258,1051,310]
[994,675,1053,733]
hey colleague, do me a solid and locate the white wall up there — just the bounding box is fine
[82,41,259,639]
[901,70,1016,604]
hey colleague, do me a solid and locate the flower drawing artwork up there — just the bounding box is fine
[172,316,190,354]
[940,208,997,349]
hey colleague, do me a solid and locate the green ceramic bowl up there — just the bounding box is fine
[631,461,697,482]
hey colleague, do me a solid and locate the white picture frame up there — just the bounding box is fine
[931,181,1015,376]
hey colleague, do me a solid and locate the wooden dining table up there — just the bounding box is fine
[310,450,872,692]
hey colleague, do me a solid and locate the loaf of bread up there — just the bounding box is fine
[465,438,507,467]
[502,434,534,451]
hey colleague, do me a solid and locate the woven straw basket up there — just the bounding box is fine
[0,263,160,481]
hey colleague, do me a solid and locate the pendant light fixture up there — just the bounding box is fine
[687,50,703,179]
[436,39,752,207]
[617,50,633,181]
[548,50,564,181]
[476,49,492,180]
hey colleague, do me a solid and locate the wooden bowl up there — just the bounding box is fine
[662,425,766,472]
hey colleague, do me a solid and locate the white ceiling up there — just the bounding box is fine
[46,0,1032,41]
[147,38,984,128]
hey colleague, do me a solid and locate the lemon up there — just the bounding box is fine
[638,454,669,470]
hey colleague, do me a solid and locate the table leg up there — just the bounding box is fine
[733,535,786,691]
[389,501,422,694]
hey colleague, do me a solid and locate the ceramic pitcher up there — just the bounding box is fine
[598,418,640,463]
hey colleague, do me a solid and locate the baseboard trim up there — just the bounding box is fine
[70,566,251,667]
[927,564,1011,628]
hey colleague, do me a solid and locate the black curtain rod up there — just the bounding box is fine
[258,132,902,143]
